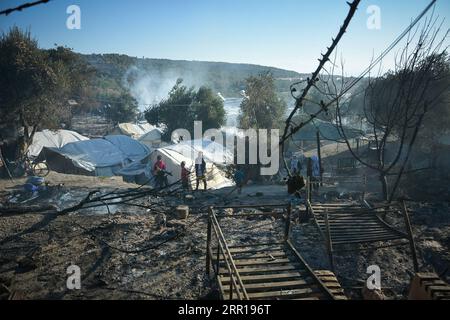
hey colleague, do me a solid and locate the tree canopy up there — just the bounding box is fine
[238,72,286,130]
[145,79,226,141]
[0,27,92,156]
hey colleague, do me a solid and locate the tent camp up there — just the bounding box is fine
[28,129,88,158]
[40,135,151,177]
[109,123,156,139]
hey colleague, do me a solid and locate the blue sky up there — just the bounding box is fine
[1,0,449,75]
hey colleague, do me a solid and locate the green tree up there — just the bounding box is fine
[145,79,225,141]
[0,27,90,157]
[193,86,226,130]
[238,72,286,130]
[104,92,139,124]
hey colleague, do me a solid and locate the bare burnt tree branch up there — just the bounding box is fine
[323,14,449,201]
[0,0,51,16]
[281,0,439,166]
[280,0,361,176]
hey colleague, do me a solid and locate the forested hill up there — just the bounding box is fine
[82,53,307,98]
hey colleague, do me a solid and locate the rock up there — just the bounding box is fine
[176,205,189,219]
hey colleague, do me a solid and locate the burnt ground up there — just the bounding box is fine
[0,172,449,300]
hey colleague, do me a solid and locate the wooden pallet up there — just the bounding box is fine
[307,201,418,271]
[409,273,450,300]
[213,242,346,300]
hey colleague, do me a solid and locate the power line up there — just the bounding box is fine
[0,0,51,16]
[280,0,439,146]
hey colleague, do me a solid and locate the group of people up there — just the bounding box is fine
[152,151,248,194]
[152,152,208,191]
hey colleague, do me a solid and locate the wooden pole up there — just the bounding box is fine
[285,203,292,241]
[316,130,323,187]
[206,208,213,277]
[401,201,419,272]
[324,210,335,272]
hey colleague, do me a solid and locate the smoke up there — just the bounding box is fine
[122,64,210,112]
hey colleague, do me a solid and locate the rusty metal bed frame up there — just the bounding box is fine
[306,200,419,272]
[205,204,347,300]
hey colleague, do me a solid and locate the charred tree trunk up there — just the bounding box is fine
[380,173,389,202]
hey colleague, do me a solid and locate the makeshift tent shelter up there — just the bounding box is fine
[41,135,151,177]
[28,129,88,158]
[138,128,163,147]
[165,139,234,165]
[109,123,156,139]
[149,147,233,190]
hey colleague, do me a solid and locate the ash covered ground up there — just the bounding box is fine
[0,172,449,300]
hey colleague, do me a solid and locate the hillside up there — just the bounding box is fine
[82,53,307,102]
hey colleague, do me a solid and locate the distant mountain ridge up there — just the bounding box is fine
[81,53,308,98]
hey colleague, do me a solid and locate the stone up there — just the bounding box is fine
[176,205,189,219]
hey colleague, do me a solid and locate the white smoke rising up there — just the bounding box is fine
[122,66,183,111]
[122,64,216,112]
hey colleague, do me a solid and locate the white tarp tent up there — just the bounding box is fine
[28,129,88,158]
[43,135,151,176]
[138,128,163,147]
[110,122,157,139]
[165,139,234,165]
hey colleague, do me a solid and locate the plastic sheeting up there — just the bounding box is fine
[138,128,163,147]
[111,123,157,138]
[165,139,234,165]
[46,135,151,174]
[28,130,88,158]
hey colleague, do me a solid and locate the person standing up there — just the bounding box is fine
[153,155,168,189]
[195,152,207,191]
[180,161,191,190]
[234,167,245,195]
[290,155,299,175]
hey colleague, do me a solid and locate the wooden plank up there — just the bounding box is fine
[230,258,292,267]
[228,246,285,254]
[231,265,301,275]
[333,236,403,245]
[245,287,323,300]
[231,251,288,260]
[227,242,285,249]
[330,233,401,241]
[223,279,315,292]
[328,231,397,238]
[219,272,306,284]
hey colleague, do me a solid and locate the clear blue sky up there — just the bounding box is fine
[1,0,449,75]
